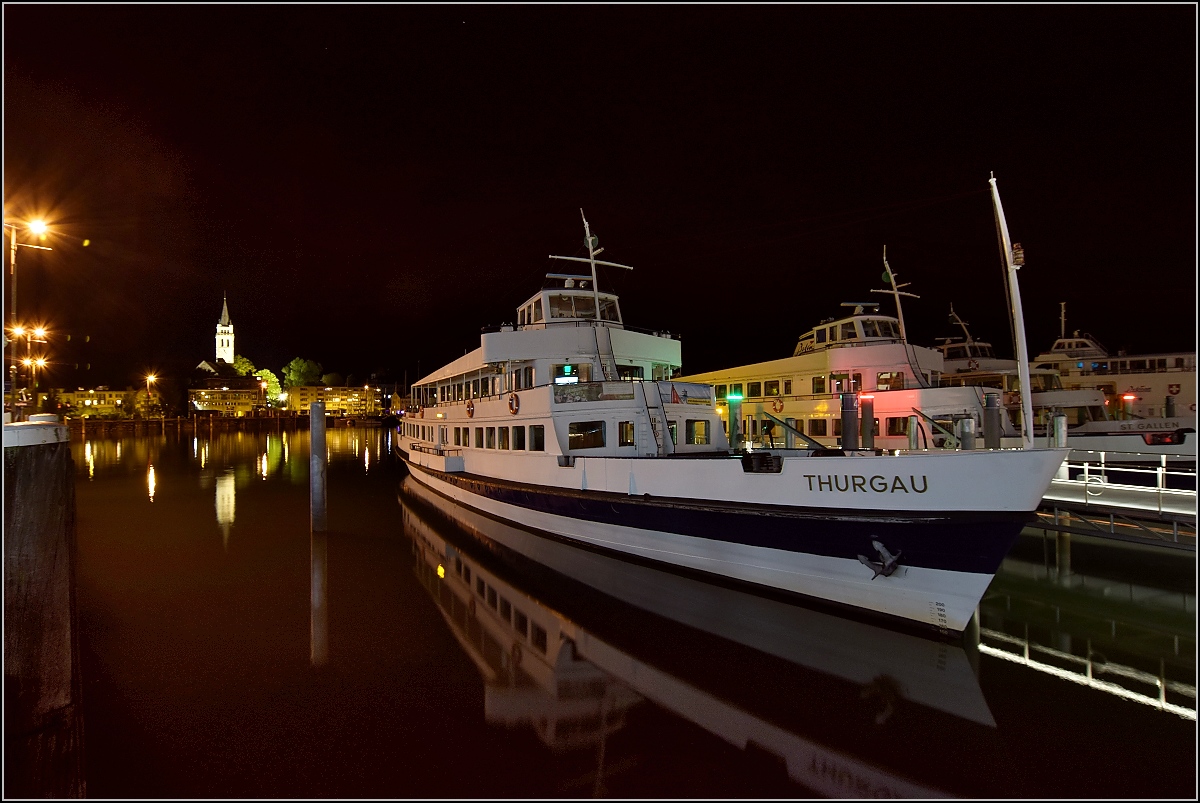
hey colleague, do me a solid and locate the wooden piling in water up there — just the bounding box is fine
[310,403,327,534]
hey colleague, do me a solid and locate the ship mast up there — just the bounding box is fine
[548,210,635,319]
[873,245,919,344]
[990,174,1035,450]
[1059,301,1067,339]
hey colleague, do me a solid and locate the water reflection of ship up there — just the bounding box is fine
[215,470,235,548]
[401,476,1006,797]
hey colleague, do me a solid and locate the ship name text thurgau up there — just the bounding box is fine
[803,474,929,493]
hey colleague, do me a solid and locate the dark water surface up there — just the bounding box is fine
[71,430,1196,799]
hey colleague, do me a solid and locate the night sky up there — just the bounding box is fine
[4,5,1196,392]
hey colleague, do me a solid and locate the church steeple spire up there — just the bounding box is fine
[215,295,234,364]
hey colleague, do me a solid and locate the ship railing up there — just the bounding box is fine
[409,442,462,457]
[1046,453,1197,521]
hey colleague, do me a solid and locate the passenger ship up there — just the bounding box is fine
[1030,303,1196,421]
[396,210,1067,635]
[935,307,1195,463]
[678,265,1193,464]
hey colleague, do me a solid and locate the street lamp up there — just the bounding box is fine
[4,219,53,421]
[146,374,157,417]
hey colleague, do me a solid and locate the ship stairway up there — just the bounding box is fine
[594,325,619,382]
[640,381,673,456]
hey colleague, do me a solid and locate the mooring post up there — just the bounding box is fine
[840,392,859,450]
[3,421,86,797]
[310,529,328,667]
[310,402,327,534]
[860,395,875,450]
[983,392,1002,449]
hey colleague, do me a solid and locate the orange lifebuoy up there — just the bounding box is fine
[967,359,980,371]
[511,641,523,667]
[466,399,475,418]
[508,392,520,415]
[772,398,784,414]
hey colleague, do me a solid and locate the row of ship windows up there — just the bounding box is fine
[716,371,915,399]
[1057,357,1189,373]
[454,557,548,654]
[406,419,715,450]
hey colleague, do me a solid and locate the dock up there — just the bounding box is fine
[1036,455,1196,550]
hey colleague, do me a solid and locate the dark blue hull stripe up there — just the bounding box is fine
[407,461,1029,575]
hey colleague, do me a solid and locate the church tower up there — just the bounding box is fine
[215,295,234,364]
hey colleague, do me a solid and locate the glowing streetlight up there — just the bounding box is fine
[4,219,53,420]
[146,374,157,416]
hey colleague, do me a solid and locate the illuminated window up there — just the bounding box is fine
[619,421,635,446]
[809,419,828,436]
[685,420,709,445]
[568,421,605,450]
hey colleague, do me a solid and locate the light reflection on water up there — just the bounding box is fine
[69,427,1195,799]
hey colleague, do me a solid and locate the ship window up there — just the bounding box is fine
[498,426,509,449]
[524,366,534,387]
[486,427,496,448]
[783,380,792,395]
[513,371,522,390]
[685,420,710,445]
[619,421,635,446]
[474,427,484,448]
[532,299,543,322]
[861,319,880,338]
[669,421,678,444]
[574,295,596,318]
[841,322,858,340]
[513,610,528,637]
[730,383,743,398]
[815,329,827,344]
[476,577,485,597]
[513,425,526,450]
[715,385,727,400]
[833,419,842,437]
[519,308,526,326]
[454,427,461,446]
[530,425,545,451]
[618,365,643,380]
[486,586,497,609]
[554,363,581,385]
[877,371,905,391]
[748,382,762,398]
[886,417,909,436]
[828,326,838,342]
[809,419,828,436]
[812,377,826,395]
[531,623,548,654]
[472,379,480,398]
[568,421,606,450]
[599,297,620,322]
[764,380,780,397]
[499,598,511,622]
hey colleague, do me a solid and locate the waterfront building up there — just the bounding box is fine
[46,386,158,418]
[282,385,383,416]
